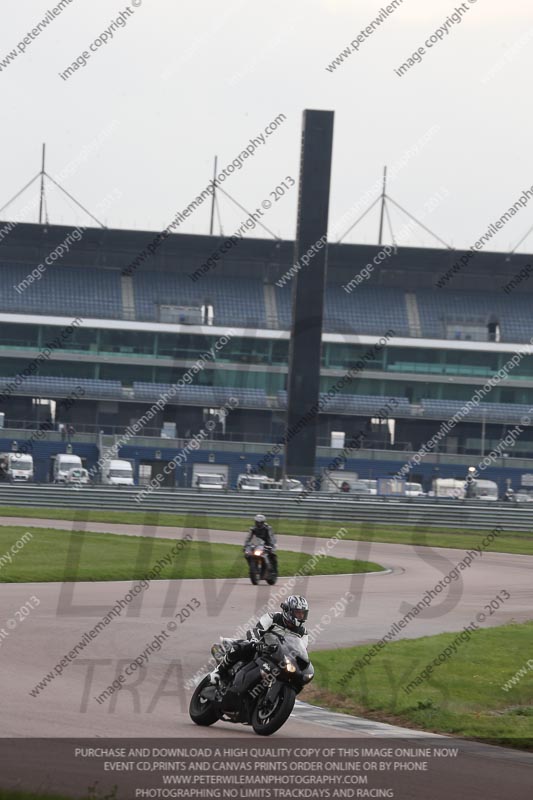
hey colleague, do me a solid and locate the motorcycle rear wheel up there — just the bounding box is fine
[252,685,296,735]
[189,676,220,726]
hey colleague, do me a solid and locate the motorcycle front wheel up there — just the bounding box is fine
[252,684,296,735]
[249,560,261,585]
[189,677,220,726]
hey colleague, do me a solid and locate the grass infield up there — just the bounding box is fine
[306,621,533,749]
[0,505,533,555]
[0,525,382,583]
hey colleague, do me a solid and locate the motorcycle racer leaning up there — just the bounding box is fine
[244,514,278,574]
[209,595,309,684]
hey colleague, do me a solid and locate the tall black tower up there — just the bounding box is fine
[284,109,334,478]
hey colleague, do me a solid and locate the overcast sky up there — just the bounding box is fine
[1,0,533,253]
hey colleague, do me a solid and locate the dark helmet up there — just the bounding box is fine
[281,595,309,632]
[254,514,267,527]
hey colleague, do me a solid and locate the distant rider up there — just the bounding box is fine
[244,514,278,573]
[209,595,309,684]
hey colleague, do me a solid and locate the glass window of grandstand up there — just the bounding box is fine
[386,348,439,374]
[324,343,384,370]
[441,349,500,378]
[501,387,533,404]
[440,383,482,401]
[321,377,378,395]
[221,337,271,365]
[41,324,97,353]
[158,336,285,367]
[510,354,533,378]
[38,362,95,378]
[0,359,97,378]
[160,332,211,360]
[100,363,153,384]
[386,347,509,379]
[153,366,216,385]
[370,379,409,398]
[154,367,179,384]
[211,369,284,393]
[0,323,39,349]
[0,358,39,377]
[152,366,284,395]
[99,329,155,356]
[271,340,289,366]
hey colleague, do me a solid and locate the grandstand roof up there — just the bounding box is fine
[1,220,532,291]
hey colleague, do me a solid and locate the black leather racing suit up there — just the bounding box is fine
[220,612,308,674]
[244,524,278,573]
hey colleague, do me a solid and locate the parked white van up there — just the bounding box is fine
[101,459,134,486]
[0,452,34,482]
[195,473,225,490]
[237,474,275,491]
[266,478,305,492]
[405,481,425,497]
[65,467,90,486]
[432,478,465,499]
[470,479,498,501]
[54,453,83,483]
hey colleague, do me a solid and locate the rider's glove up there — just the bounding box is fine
[257,641,277,656]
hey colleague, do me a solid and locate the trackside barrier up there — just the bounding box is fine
[0,485,532,531]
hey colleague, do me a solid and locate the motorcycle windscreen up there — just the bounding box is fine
[263,629,309,664]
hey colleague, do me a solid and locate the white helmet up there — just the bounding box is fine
[281,595,309,632]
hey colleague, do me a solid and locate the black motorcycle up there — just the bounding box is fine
[244,542,277,586]
[189,629,314,736]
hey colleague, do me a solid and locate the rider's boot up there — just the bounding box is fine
[208,653,232,685]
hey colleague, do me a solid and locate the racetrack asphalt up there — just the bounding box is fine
[1,516,532,797]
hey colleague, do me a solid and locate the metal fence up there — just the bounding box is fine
[0,485,532,532]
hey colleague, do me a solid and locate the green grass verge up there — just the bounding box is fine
[0,526,382,583]
[1,504,533,555]
[308,621,533,749]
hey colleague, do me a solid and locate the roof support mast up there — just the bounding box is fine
[378,165,387,245]
[38,143,46,225]
[209,155,217,235]
[0,144,106,228]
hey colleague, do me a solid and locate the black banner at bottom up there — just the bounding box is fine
[0,738,532,800]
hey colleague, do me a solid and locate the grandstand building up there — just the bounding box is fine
[1,220,533,491]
